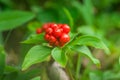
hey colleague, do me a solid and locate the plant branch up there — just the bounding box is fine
[75,54,82,80]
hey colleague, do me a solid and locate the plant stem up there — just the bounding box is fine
[75,54,82,80]
[65,65,75,80]
[4,30,12,45]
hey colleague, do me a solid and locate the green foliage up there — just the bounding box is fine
[89,69,120,80]
[22,45,52,70]
[22,34,45,44]
[0,46,5,75]
[0,11,35,31]
[38,8,59,23]
[72,0,94,25]
[72,35,110,54]
[21,33,109,70]
[119,57,120,65]
[89,71,102,80]
[63,7,74,28]
[71,45,100,68]
[0,0,120,80]
[97,12,120,30]
[77,26,95,35]
[31,76,41,80]
[51,47,67,67]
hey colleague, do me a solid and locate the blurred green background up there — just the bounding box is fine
[0,0,120,80]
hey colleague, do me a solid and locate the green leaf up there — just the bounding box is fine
[22,45,52,71]
[0,45,6,75]
[51,47,67,67]
[4,66,18,74]
[0,0,13,7]
[38,9,59,23]
[0,11,35,31]
[0,32,3,44]
[89,71,102,80]
[72,0,94,25]
[83,0,94,25]
[64,32,80,47]
[31,76,40,80]
[22,34,45,44]
[119,56,120,65]
[72,35,110,55]
[77,26,95,35]
[27,21,42,32]
[63,7,74,29]
[72,45,100,68]
[103,71,120,80]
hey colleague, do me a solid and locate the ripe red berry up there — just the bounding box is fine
[60,33,70,43]
[36,28,42,34]
[54,40,59,46]
[49,35,56,43]
[60,28,63,32]
[42,24,49,31]
[57,24,62,28]
[42,23,70,47]
[49,42,54,46]
[53,28,62,38]
[59,42,65,47]
[62,24,70,33]
[44,34,50,41]
[46,28,53,34]
[50,24,58,30]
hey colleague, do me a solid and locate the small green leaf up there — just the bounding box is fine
[119,56,120,65]
[103,71,120,80]
[31,76,41,80]
[22,34,45,44]
[77,26,95,35]
[22,45,52,71]
[63,7,74,29]
[51,47,67,67]
[38,9,59,23]
[0,32,3,44]
[72,45,100,68]
[89,72,102,80]
[84,0,94,25]
[4,66,18,74]
[65,32,79,47]
[72,0,94,25]
[27,21,42,32]
[0,45,6,75]
[72,35,110,55]
[0,11,35,31]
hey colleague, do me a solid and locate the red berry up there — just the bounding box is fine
[42,23,70,47]
[57,24,62,28]
[50,24,58,30]
[49,35,56,43]
[49,42,54,46]
[42,24,49,31]
[44,34,50,41]
[54,40,59,46]
[53,28,62,38]
[62,24,70,33]
[49,23,55,26]
[60,33,70,43]
[59,42,65,47]
[36,28,42,34]
[46,28,53,34]
[60,28,63,32]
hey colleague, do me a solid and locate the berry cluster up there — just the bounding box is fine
[36,23,70,47]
